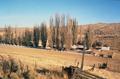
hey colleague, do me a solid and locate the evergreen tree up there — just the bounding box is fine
[33,26,40,48]
[40,23,47,48]
[22,29,32,47]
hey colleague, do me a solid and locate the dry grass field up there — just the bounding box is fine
[0,44,120,79]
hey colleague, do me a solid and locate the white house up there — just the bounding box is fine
[101,47,110,50]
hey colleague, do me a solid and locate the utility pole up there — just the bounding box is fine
[80,32,87,70]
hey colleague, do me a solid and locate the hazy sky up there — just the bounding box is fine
[0,0,120,27]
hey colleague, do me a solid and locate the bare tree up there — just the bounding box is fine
[4,26,13,44]
[55,14,61,49]
[60,15,66,50]
[72,19,78,45]
[65,17,73,50]
[13,27,18,45]
[49,17,55,48]
[86,26,94,49]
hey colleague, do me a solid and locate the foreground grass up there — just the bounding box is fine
[0,55,68,79]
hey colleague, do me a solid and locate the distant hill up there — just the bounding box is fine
[78,23,120,50]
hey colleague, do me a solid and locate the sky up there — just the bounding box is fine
[0,0,120,27]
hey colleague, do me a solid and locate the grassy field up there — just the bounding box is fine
[0,44,120,79]
[0,44,108,68]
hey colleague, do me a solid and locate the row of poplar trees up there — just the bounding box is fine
[48,14,78,50]
[0,14,78,50]
[0,23,47,49]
